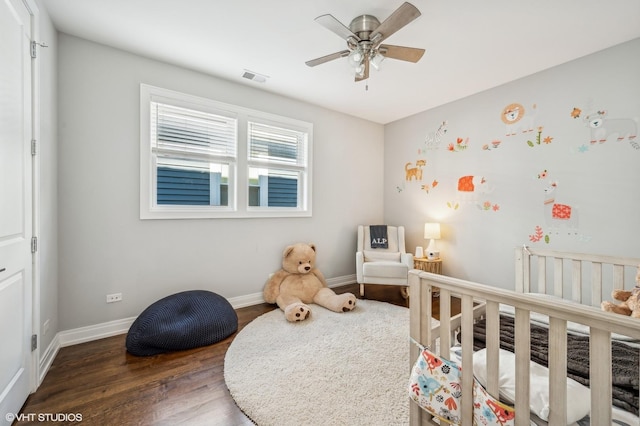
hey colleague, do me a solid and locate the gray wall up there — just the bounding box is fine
[57,34,384,330]
[384,38,640,292]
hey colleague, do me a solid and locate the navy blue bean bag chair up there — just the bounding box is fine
[126,290,238,356]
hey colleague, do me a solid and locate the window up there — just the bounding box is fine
[247,121,308,209]
[140,85,312,219]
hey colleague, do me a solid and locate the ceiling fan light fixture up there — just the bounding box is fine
[353,62,364,76]
[370,52,385,70]
[347,49,363,67]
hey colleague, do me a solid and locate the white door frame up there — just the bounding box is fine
[23,0,40,390]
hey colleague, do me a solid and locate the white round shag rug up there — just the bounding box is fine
[224,300,412,426]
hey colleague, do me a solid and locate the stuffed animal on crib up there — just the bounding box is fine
[263,243,357,322]
[601,265,640,318]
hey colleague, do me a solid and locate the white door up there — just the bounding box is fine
[0,0,34,423]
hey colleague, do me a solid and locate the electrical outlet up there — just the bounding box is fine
[106,293,122,303]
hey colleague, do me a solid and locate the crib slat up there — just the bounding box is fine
[461,295,475,426]
[409,272,433,425]
[548,317,568,425]
[613,264,624,290]
[589,328,612,425]
[485,301,500,398]
[553,257,563,298]
[514,308,531,426]
[572,260,582,303]
[537,256,546,294]
[591,262,603,306]
[439,288,451,356]
[516,247,526,293]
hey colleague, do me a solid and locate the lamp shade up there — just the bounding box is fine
[424,223,441,240]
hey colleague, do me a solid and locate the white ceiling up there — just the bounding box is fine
[40,0,640,124]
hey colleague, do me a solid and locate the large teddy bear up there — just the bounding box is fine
[601,265,640,318]
[263,243,357,322]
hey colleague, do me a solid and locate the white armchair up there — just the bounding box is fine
[356,225,413,297]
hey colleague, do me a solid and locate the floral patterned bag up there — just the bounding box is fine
[409,347,515,426]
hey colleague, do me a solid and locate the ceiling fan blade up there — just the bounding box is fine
[355,59,370,82]
[305,50,350,67]
[379,44,425,63]
[369,2,421,45]
[315,14,360,41]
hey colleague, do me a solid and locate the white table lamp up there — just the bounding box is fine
[424,223,441,259]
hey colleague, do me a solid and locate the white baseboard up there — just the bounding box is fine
[38,274,357,381]
[38,334,60,385]
[326,274,357,288]
[58,316,137,348]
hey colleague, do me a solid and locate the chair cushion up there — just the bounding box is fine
[363,261,409,278]
[364,250,401,262]
[126,290,238,356]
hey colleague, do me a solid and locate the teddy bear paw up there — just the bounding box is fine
[601,301,614,311]
[340,294,357,312]
[285,303,310,322]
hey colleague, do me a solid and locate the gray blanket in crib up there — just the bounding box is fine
[472,315,639,415]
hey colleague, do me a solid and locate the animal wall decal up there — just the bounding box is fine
[446,175,497,211]
[458,175,487,194]
[501,103,537,137]
[543,181,579,235]
[582,110,638,149]
[422,121,448,151]
[405,160,426,181]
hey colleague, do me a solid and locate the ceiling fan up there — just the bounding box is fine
[305,2,425,82]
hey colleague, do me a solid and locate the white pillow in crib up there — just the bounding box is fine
[472,348,591,424]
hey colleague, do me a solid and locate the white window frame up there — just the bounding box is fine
[246,117,310,214]
[140,84,313,219]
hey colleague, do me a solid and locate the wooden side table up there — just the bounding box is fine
[413,258,443,297]
[413,257,442,274]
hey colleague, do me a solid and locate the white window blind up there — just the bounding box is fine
[151,102,237,161]
[248,122,307,166]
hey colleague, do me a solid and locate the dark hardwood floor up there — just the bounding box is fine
[16,284,456,425]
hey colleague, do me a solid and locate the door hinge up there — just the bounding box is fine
[31,236,37,253]
[30,41,49,59]
[31,334,37,351]
[31,139,37,156]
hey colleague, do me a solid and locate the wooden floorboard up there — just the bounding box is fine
[16,284,451,425]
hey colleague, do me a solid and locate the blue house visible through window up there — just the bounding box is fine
[158,167,296,207]
[157,167,227,206]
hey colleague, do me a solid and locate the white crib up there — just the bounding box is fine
[409,247,640,425]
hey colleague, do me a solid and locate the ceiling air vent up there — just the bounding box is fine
[242,70,268,83]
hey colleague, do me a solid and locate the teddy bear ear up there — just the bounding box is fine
[283,245,295,258]
[308,243,316,252]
